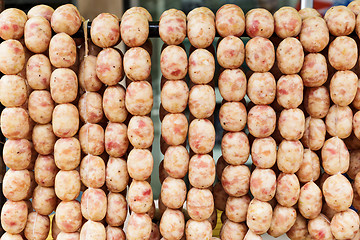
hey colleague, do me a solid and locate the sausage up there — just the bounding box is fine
[90,13,120,48]
[246,199,273,234]
[54,137,81,170]
[24,16,51,53]
[124,47,151,81]
[122,7,152,21]
[274,7,301,38]
[321,137,349,175]
[57,232,80,240]
[106,157,129,192]
[277,140,304,174]
[26,54,51,90]
[105,123,128,158]
[247,105,276,138]
[49,33,76,68]
[1,233,25,240]
[160,177,186,209]
[52,103,79,138]
[32,186,56,215]
[160,45,187,80]
[268,204,297,238]
[348,0,360,15]
[308,214,333,240]
[297,149,321,183]
[50,4,81,35]
[161,80,188,113]
[128,180,153,213]
[189,154,215,188]
[326,105,353,138]
[324,6,355,36]
[286,214,309,240]
[1,200,28,234]
[221,165,250,197]
[276,37,304,74]
[300,53,328,87]
[298,181,323,219]
[245,37,275,72]
[3,139,32,170]
[161,113,188,146]
[50,68,78,104]
[127,149,153,181]
[189,49,215,84]
[0,74,27,108]
[185,219,212,240]
[163,145,189,179]
[217,36,244,69]
[348,150,360,180]
[0,40,25,75]
[34,154,57,187]
[328,37,357,71]
[304,86,330,118]
[79,123,105,156]
[215,4,245,37]
[27,4,54,21]
[219,102,246,132]
[188,119,215,154]
[1,107,30,140]
[78,92,103,124]
[323,173,353,212]
[247,72,276,105]
[24,212,50,240]
[300,17,329,53]
[160,209,185,240]
[218,69,247,102]
[330,70,358,106]
[330,209,359,240]
[0,8,27,40]
[127,116,154,149]
[277,74,304,109]
[80,220,106,240]
[278,108,305,140]
[187,12,215,49]
[28,90,54,124]
[250,168,276,201]
[55,170,80,201]
[103,85,127,123]
[220,220,247,240]
[106,192,127,227]
[221,131,250,165]
[225,195,250,223]
[96,48,123,86]
[298,7,321,19]
[81,188,107,221]
[189,84,216,118]
[159,9,186,45]
[245,8,274,38]
[125,81,153,115]
[126,213,152,240]
[275,173,300,207]
[251,137,277,169]
[80,155,105,188]
[78,55,102,92]
[120,12,149,47]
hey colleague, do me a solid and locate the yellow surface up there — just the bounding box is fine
[46,214,54,240]
[213,210,223,237]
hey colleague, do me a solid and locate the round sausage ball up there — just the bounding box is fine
[277,140,304,174]
[80,155,105,188]
[3,169,30,201]
[219,102,247,132]
[26,54,51,90]
[221,131,250,165]
[218,69,247,102]
[128,180,153,213]
[250,168,276,201]
[247,105,276,138]
[105,122,128,158]
[278,108,305,140]
[28,90,54,124]
[274,7,302,38]
[216,4,245,37]
[188,119,215,154]
[127,116,154,149]
[79,123,105,156]
[275,173,300,207]
[326,105,353,139]
[300,17,329,53]
[185,220,212,240]
[159,9,186,45]
[24,212,50,240]
[49,33,76,68]
[331,209,359,240]
[81,188,107,221]
[91,13,120,48]
[304,86,330,118]
[324,6,355,36]
[246,199,273,235]
[297,149,321,183]
[245,37,275,72]
[106,157,129,193]
[328,36,358,71]
[125,80,153,116]
[251,137,277,169]
[124,47,151,81]
[247,72,276,105]
[277,74,304,109]
[33,124,56,155]
[103,85,127,123]
[298,8,321,19]
[330,70,358,106]
[79,55,103,92]
[321,137,349,175]
[161,80,189,113]
[308,214,333,240]
[0,75,27,108]
[27,4,54,21]
[51,4,81,35]
[163,145,189,179]
[55,170,80,201]
[221,165,250,197]
[54,137,80,170]
[0,8,27,40]
[78,92,103,124]
[300,53,328,87]
[106,192,127,227]
[161,177,186,209]
[1,200,28,234]
[120,12,149,47]
[220,220,247,240]
[3,139,32,170]
[96,48,124,86]
[187,12,215,49]
[298,181,323,219]
[0,40,25,75]
[276,37,304,75]
[126,213,152,240]
[189,49,215,84]
[32,186,57,215]
[160,209,185,240]
[268,205,297,238]
[245,8,274,38]
[323,173,353,212]
[127,148,153,181]
[189,154,215,188]
[189,85,216,119]
[160,45,187,80]
[217,36,244,69]
[80,220,106,240]
[24,16,51,53]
